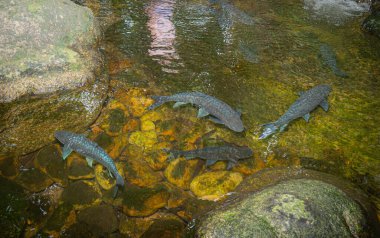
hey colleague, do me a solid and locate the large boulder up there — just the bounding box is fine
[362,4,380,39]
[195,169,380,238]
[0,0,107,155]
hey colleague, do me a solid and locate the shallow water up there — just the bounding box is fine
[2,0,380,236]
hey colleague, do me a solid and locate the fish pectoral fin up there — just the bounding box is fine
[206,159,218,166]
[108,170,114,178]
[226,161,235,170]
[320,99,329,112]
[303,113,311,122]
[209,116,224,124]
[279,124,288,132]
[62,145,73,160]
[197,108,210,118]
[173,102,187,108]
[86,157,94,167]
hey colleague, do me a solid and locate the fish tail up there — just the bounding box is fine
[148,96,168,110]
[259,122,278,139]
[112,175,124,198]
[163,148,180,161]
[112,185,119,198]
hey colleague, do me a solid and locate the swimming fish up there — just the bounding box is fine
[148,91,244,132]
[259,85,331,139]
[319,44,348,78]
[54,131,124,197]
[166,145,253,170]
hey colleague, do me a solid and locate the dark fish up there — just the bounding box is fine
[260,85,331,139]
[219,0,257,26]
[319,44,348,78]
[166,146,253,170]
[55,131,124,197]
[148,92,244,132]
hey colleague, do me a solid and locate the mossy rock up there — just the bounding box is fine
[77,204,118,235]
[0,156,19,179]
[44,203,73,233]
[124,157,162,187]
[129,131,158,149]
[15,167,54,192]
[166,183,192,209]
[60,222,94,238]
[141,213,185,238]
[67,155,95,180]
[180,197,215,222]
[93,132,126,159]
[100,102,128,136]
[196,179,375,238]
[34,144,68,186]
[141,120,156,131]
[119,215,155,237]
[143,149,171,171]
[164,158,203,190]
[190,171,243,200]
[121,184,170,217]
[362,9,380,39]
[61,181,101,209]
[0,177,29,238]
[95,162,124,191]
[123,118,140,132]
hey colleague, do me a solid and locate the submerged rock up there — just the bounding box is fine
[190,171,243,200]
[67,154,95,180]
[123,157,162,187]
[61,180,101,209]
[77,204,118,235]
[197,179,370,237]
[0,156,19,179]
[362,7,380,38]
[140,213,185,238]
[129,131,158,149]
[164,158,203,190]
[15,167,54,192]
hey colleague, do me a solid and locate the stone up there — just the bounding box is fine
[34,144,68,186]
[0,0,106,156]
[141,120,156,131]
[119,215,154,238]
[95,162,124,191]
[363,7,380,38]
[77,204,118,235]
[164,158,203,190]
[129,131,158,149]
[61,180,101,209]
[121,184,170,217]
[190,171,243,200]
[67,154,95,180]
[124,157,162,187]
[0,177,29,238]
[99,101,129,136]
[0,156,19,179]
[196,179,374,238]
[140,213,185,238]
[15,167,54,192]
[44,203,73,233]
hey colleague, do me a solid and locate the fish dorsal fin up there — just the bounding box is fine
[209,116,224,124]
[173,102,187,108]
[320,99,329,112]
[197,108,210,118]
[303,113,310,122]
[62,145,73,160]
[86,157,94,167]
[206,159,218,166]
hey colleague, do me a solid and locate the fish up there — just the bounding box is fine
[166,145,253,170]
[54,131,124,197]
[148,91,244,132]
[319,44,348,78]
[259,84,331,139]
[219,0,258,26]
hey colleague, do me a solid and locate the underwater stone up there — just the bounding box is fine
[61,180,101,209]
[100,102,128,136]
[362,8,380,39]
[129,131,158,149]
[141,120,156,131]
[94,164,115,190]
[124,157,162,187]
[15,167,54,192]
[67,155,95,180]
[77,204,118,235]
[0,156,19,179]
[140,213,185,238]
[190,171,243,200]
[164,158,203,190]
[34,144,68,186]
[119,215,155,238]
[44,203,73,233]
[196,179,374,237]
[0,177,29,238]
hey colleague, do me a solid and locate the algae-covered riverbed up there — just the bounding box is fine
[1,0,379,237]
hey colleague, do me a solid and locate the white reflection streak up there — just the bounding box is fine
[146,0,180,73]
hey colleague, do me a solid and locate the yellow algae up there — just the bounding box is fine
[129,97,153,117]
[124,157,162,187]
[123,118,140,132]
[164,158,204,190]
[95,164,115,190]
[190,171,243,200]
[233,157,266,176]
[129,131,158,149]
[141,120,156,131]
[141,110,163,122]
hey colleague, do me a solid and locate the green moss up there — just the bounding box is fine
[44,203,73,231]
[94,132,113,149]
[108,109,126,133]
[122,184,167,210]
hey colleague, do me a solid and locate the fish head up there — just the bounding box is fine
[229,118,245,132]
[318,84,332,96]
[54,130,73,144]
[240,146,254,157]
[259,123,278,139]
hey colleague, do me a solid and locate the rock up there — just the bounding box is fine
[190,171,243,200]
[119,215,155,238]
[0,0,99,102]
[121,184,170,217]
[196,179,373,238]
[61,222,94,238]
[15,167,54,192]
[0,0,107,156]
[0,177,29,238]
[143,148,171,171]
[129,131,158,150]
[141,213,185,238]
[95,162,124,190]
[34,144,68,186]
[141,120,156,131]
[0,156,19,179]
[61,180,101,209]
[124,157,162,187]
[362,8,380,38]
[43,203,73,233]
[99,101,129,136]
[116,88,153,117]
[67,154,95,180]
[77,204,118,235]
[164,158,203,190]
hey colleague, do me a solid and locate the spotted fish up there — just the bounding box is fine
[55,131,124,197]
[148,92,244,132]
[319,43,348,78]
[260,85,331,139]
[166,145,253,170]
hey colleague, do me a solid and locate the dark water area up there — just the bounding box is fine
[1,0,380,237]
